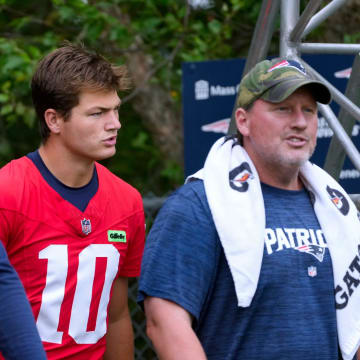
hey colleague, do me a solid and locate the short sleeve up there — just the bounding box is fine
[0,161,23,249]
[0,212,9,248]
[118,205,145,278]
[137,181,218,321]
[0,242,46,359]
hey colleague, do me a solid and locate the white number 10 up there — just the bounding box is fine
[36,244,120,344]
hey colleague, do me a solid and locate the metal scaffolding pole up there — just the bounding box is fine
[279,0,300,58]
[318,103,360,172]
[302,0,348,38]
[302,61,360,124]
[290,0,322,43]
[300,43,360,54]
[242,0,280,76]
[323,54,360,180]
[227,0,280,135]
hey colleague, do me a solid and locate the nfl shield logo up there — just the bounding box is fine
[81,218,92,235]
[308,266,317,277]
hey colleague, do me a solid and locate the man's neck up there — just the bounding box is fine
[38,142,95,188]
[258,166,303,191]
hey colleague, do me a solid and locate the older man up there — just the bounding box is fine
[138,58,360,360]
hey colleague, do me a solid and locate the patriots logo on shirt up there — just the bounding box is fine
[326,185,349,216]
[295,244,326,262]
[229,162,253,192]
[81,218,92,235]
[267,59,306,75]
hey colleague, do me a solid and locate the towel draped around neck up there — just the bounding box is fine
[187,136,360,360]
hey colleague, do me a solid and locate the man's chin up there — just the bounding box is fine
[285,157,311,169]
[285,148,314,166]
[94,150,117,162]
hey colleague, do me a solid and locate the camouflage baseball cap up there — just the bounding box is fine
[236,58,331,108]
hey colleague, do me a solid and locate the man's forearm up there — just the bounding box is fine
[145,297,207,360]
[147,321,207,360]
[104,312,134,360]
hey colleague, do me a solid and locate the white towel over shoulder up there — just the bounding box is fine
[187,136,360,360]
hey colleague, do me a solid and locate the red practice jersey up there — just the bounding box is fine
[0,157,145,359]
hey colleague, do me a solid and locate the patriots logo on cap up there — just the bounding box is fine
[267,59,306,75]
[295,244,325,262]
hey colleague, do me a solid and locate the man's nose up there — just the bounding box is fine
[292,108,308,128]
[105,111,121,130]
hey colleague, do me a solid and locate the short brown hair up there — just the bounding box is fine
[31,42,131,142]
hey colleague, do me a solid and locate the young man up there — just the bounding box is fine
[0,43,145,359]
[0,241,46,359]
[138,58,360,360]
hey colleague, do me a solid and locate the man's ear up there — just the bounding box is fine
[235,107,250,138]
[44,109,62,134]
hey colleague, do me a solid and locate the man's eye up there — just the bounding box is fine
[90,112,102,117]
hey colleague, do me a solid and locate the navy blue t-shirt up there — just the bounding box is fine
[138,180,339,359]
[0,242,46,359]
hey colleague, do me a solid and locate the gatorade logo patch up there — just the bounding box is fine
[107,230,126,243]
[326,185,349,216]
[229,162,253,192]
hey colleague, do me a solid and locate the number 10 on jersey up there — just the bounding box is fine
[37,244,120,344]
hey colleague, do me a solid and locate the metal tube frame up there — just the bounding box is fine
[323,54,360,179]
[318,103,360,171]
[290,0,322,43]
[302,0,348,38]
[227,0,280,134]
[300,43,360,54]
[280,0,300,58]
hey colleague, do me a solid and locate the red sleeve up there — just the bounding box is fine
[0,173,20,250]
[0,210,12,248]
[118,207,145,278]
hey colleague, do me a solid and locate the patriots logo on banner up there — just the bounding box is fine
[81,218,92,235]
[295,244,326,262]
[326,185,350,216]
[201,117,230,134]
[229,162,254,192]
[267,59,306,75]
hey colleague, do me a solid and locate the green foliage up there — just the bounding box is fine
[344,32,360,44]
[0,0,260,194]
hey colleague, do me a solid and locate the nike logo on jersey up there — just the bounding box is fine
[265,227,326,262]
[107,230,126,243]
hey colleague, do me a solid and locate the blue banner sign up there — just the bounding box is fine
[182,55,360,193]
